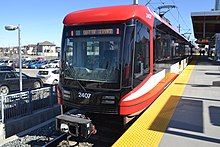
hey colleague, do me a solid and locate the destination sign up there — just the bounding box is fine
[69,28,120,37]
[83,29,113,35]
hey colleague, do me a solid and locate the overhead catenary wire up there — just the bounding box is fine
[170,0,191,31]
[145,0,152,6]
[144,0,192,40]
[147,0,190,33]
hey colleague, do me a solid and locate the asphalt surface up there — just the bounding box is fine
[16,68,41,77]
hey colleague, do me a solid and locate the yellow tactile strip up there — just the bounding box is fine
[113,60,196,147]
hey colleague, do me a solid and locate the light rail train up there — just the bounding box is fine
[56,4,192,138]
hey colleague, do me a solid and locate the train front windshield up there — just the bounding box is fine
[61,24,123,89]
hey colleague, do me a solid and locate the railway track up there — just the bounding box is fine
[44,113,126,147]
[43,133,67,147]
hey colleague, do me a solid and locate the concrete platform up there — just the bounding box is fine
[113,56,220,146]
[160,56,220,147]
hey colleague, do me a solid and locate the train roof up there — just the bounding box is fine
[153,12,189,43]
[63,4,190,43]
[63,5,155,28]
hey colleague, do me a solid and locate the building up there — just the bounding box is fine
[36,41,58,57]
[0,41,59,58]
[24,44,37,55]
[191,0,220,61]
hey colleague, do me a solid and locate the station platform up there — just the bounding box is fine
[113,56,220,147]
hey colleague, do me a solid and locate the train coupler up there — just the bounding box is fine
[56,113,96,139]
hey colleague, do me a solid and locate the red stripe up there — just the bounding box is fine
[150,29,154,73]
[120,73,152,103]
[120,91,162,115]
[119,73,178,115]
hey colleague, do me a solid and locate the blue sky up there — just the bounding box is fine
[0,0,214,47]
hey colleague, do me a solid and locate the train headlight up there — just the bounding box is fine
[86,123,91,135]
[60,123,69,133]
[101,96,115,104]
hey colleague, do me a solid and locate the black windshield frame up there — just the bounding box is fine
[60,23,124,90]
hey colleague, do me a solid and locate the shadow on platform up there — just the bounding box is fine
[149,96,203,133]
[209,106,220,126]
[149,95,220,144]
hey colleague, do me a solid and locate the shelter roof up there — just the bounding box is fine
[191,11,220,44]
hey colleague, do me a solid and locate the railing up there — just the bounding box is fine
[0,85,58,123]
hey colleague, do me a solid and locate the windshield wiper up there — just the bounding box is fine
[75,80,86,91]
[64,66,86,91]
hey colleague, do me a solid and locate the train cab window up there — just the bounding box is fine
[134,20,150,79]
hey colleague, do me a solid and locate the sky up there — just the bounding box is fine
[0,0,215,47]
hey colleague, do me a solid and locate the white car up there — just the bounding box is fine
[0,60,14,67]
[48,60,60,68]
[36,68,59,85]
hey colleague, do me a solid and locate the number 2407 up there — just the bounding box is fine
[78,92,91,99]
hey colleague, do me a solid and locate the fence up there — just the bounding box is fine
[0,85,58,123]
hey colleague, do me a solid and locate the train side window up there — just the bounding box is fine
[134,20,150,78]
[122,25,135,87]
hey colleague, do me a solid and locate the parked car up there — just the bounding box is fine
[0,71,43,95]
[27,61,40,69]
[22,56,31,61]
[37,60,50,69]
[48,60,60,68]
[36,68,59,85]
[0,60,14,67]
[0,65,16,71]
[28,60,49,69]
[22,60,38,68]
[36,57,45,61]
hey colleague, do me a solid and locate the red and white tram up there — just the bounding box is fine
[56,4,192,138]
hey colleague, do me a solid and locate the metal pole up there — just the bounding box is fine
[1,94,5,123]
[216,0,220,10]
[178,24,181,33]
[203,17,206,38]
[18,24,22,92]
[133,0,138,5]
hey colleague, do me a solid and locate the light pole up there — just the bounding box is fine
[5,24,22,92]
[133,0,138,4]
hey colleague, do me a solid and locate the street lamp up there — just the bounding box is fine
[5,24,22,92]
[133,0,138,4]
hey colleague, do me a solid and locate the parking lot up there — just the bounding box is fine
[16,68,60,85]
[18,68,40,77]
